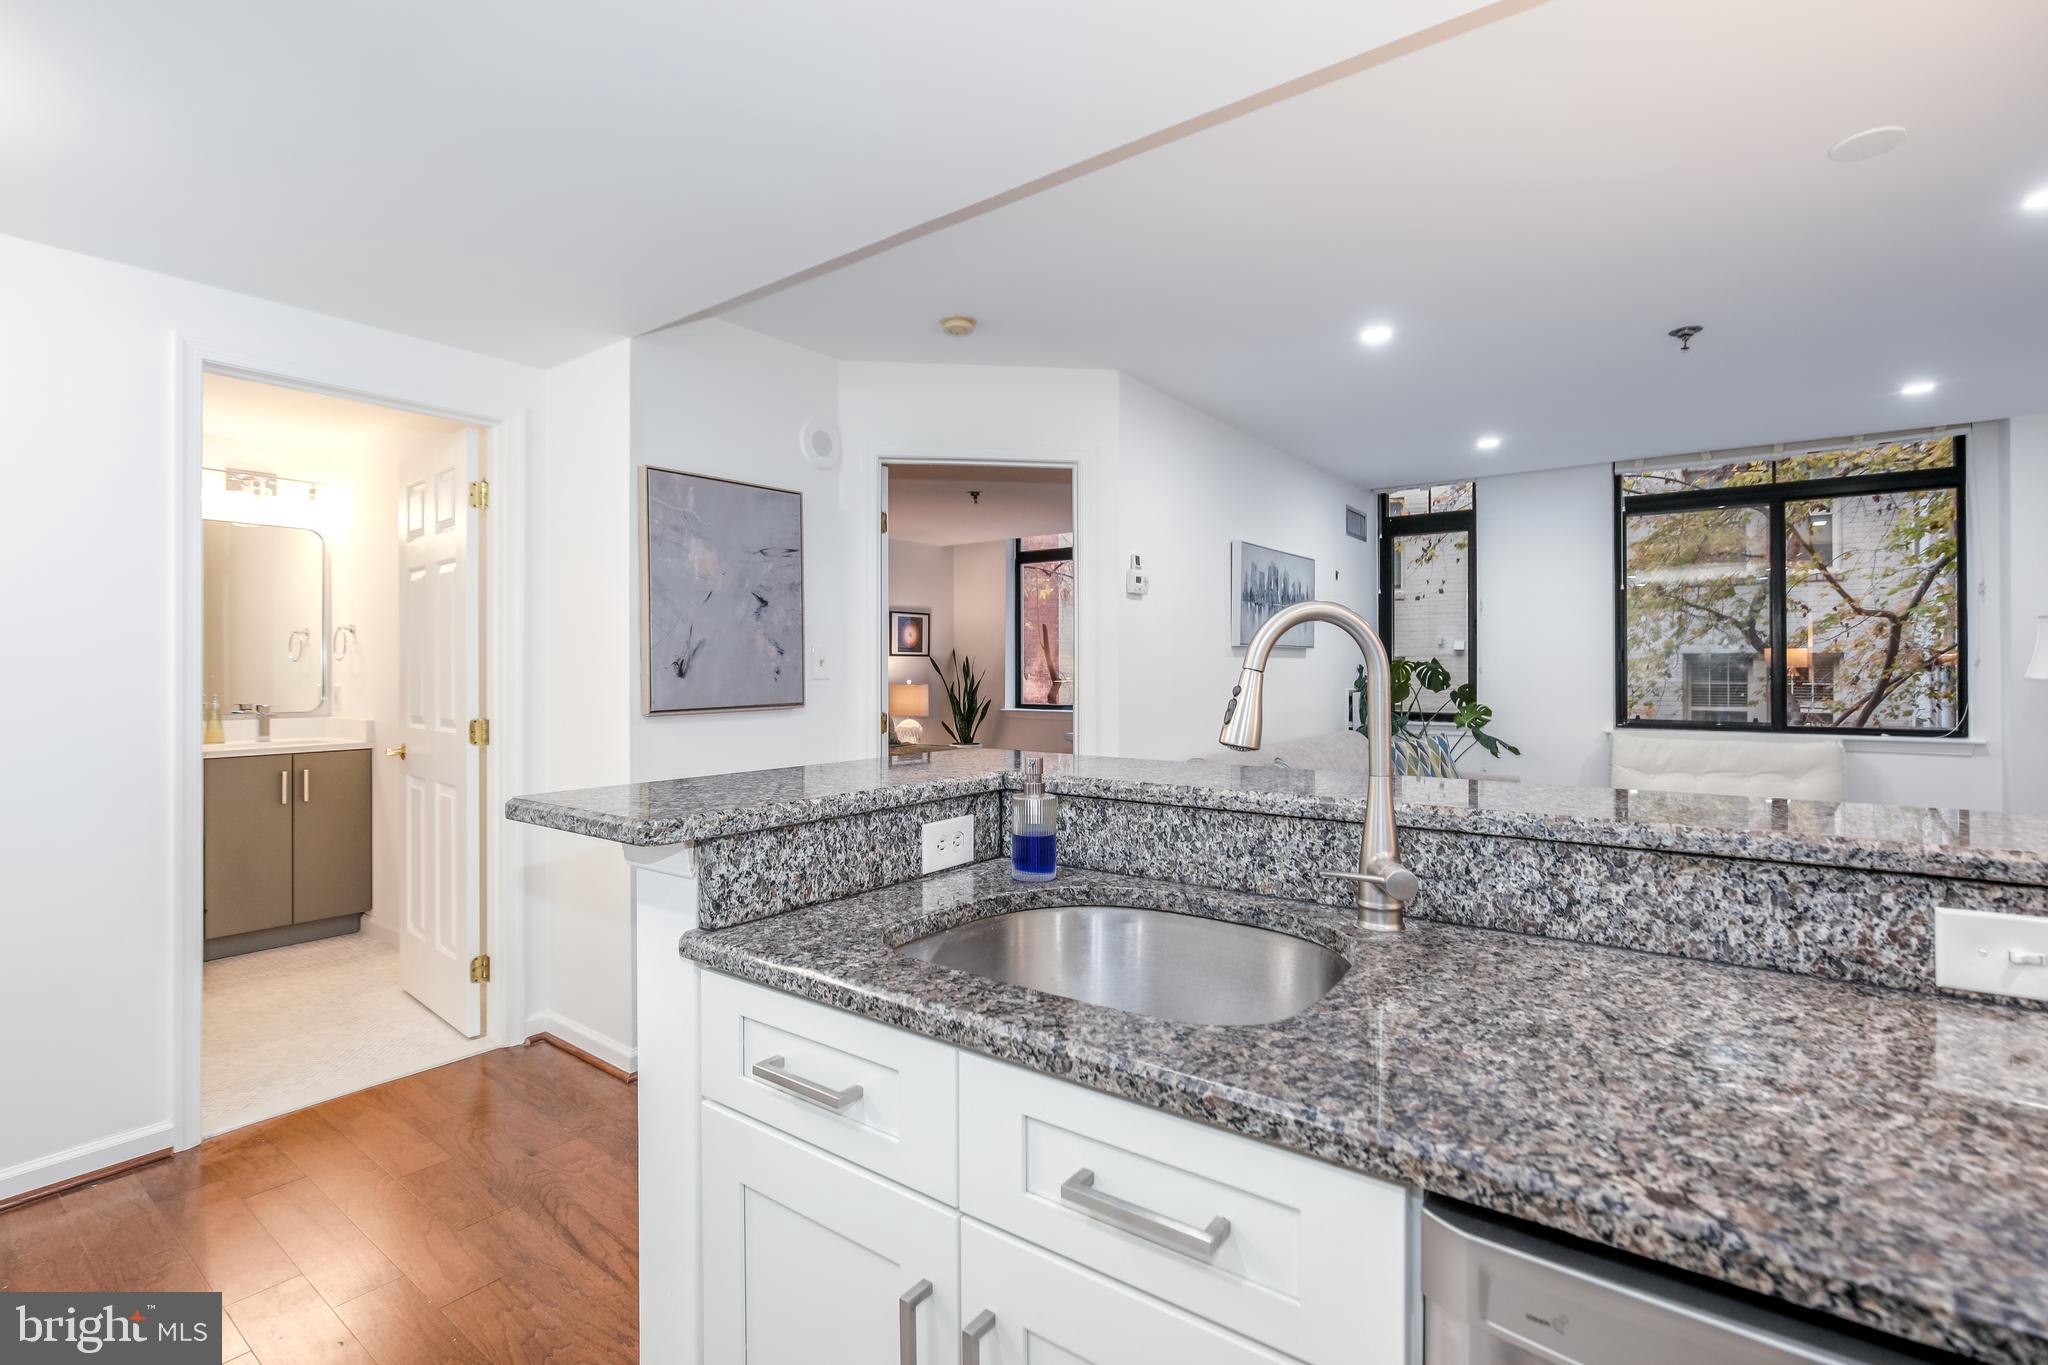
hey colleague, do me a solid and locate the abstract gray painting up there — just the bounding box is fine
[643,466,804,713]
[1230,539,1315,649]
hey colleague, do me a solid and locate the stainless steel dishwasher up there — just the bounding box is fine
[1421,1202,1929,1364]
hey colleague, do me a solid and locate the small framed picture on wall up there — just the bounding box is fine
[890,610,931,658]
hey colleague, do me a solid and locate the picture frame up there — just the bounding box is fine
[890,609,932,658]
[1230,539,1315,649]
[641,464,805,714]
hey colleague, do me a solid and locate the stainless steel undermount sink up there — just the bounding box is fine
[896,904,1347,1026]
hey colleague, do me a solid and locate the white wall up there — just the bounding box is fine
[0,232,543,1200]
[1467,424,2025,809]
[842,362,1123,752]
[630,321,867,777]
[1468,461,1615,788]
[523,340,636,1069]
[2005,414,2048,815]
[1114,374,1376,760]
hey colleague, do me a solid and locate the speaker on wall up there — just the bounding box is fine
[799,420,841,469]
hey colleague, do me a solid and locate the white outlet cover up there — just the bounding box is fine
[921,813,975,876]
[1935,906,2048,1003]
[809,646,829,680]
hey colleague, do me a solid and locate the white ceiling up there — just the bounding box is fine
[0,0,1504,365]
[725,0,2048,488]
[888,464,1073,546]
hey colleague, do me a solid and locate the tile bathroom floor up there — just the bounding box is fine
[205,932,489,1136]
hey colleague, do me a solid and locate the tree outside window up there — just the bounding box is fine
[1619,437,1964,735]
[1015,534,1074,709]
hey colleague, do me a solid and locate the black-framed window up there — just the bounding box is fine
[1014,533,1074,710]
[1378,483,1477,713]
[1616,434,1966,736]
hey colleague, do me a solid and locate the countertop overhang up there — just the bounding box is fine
[506,748,2048,886]
[681,862,2048,1365]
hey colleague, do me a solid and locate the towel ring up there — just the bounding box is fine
[333,624,357,659]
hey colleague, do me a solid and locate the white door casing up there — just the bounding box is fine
[398,428,482,1035]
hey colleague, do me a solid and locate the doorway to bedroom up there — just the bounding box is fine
[881,463,1076,756]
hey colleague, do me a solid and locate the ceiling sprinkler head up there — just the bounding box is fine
[1669,325,1704,352]
[968,490,981,504]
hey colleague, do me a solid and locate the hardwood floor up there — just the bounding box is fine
[0,1043,638,1364]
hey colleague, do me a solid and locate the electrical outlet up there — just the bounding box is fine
[921,814,975,875]
[1936,907,2048,1003]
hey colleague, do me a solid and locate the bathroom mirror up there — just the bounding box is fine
[203,519,330,716]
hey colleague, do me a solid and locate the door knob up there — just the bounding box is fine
[385,745,407,760]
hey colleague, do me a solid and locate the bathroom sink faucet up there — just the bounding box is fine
[231,703,274,740]
[1218,600,1419,931]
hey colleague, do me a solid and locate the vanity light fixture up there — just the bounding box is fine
[1475,435,1502,451]
[2022,188,2048,212]
[1358,323,1395,347]
[1900,379,1937,397]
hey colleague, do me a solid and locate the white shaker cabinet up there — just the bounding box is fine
[702,1103,960,1363]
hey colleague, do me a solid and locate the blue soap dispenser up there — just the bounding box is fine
[1011,757,1057,882]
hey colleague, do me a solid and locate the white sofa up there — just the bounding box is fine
[1609,730,1846,803]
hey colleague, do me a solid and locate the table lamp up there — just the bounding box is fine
[890,681,930,745]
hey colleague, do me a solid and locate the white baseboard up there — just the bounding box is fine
[525,1010,637,1075]
[0,1120,176,1203]
[357,913,400,946]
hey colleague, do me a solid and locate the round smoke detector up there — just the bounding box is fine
[798,420,841,469]
[940,315,977,337]
[1827,126,1907,162]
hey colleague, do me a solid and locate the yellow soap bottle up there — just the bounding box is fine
[203,695,226,745]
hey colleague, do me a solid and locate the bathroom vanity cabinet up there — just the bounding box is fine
[698,971,1409,1365]
[203,747,371,955]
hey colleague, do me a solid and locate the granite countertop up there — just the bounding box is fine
[681,861,2048,1365]
[507,748,2048,885]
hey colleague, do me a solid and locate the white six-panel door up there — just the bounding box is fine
[397,428,482,1036]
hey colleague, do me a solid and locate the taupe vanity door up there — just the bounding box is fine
[292,749,372,924]
[203,754,295,939]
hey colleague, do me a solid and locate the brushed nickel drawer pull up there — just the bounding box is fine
[1058,1167,1232,1260]
[898,1278,932,1365]
[750,1054,863,1112]
[961,1310,995,1365]
[279,769,289,805]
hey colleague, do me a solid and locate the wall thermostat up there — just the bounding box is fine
[1125,554,1149,597]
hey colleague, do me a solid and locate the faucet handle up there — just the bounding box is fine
[1323,859,1419,905]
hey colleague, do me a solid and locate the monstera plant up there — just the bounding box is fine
[1352,657,1520,777]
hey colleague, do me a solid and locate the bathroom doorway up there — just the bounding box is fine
[191,372,497,1136]
[880,462,1077,755]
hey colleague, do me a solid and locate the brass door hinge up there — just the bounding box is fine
[469,954,491,983]
[469,480,491,510]
[469,718,490,746]
[880,510,889,533]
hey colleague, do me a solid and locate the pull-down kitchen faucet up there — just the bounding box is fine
[1219,600,1419,930]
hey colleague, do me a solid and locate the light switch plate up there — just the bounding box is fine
[809,646,830,680]
[1935,907,2048,1003]
[921,814,975,876]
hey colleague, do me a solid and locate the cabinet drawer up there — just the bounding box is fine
[701,972,958,1202]
[961,1218,1295,1364]
[960,1053,1408,1365]
[703,1104,959,1365]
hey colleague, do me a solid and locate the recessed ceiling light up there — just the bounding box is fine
[1899,379,1937,397]
[2023,187,2048,211]
[1475,435,1502,451]
[1358,323,1395,347]
[1827,126,1908,163]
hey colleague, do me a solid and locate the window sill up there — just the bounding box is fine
[1003,707,1074,716]
[1608,727,1985,756]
